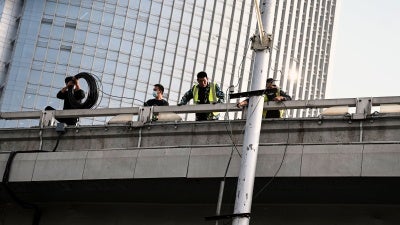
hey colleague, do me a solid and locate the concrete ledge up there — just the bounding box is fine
[32,151,88,181]
[3,143,400,182]
[362,144,400,176]
[83,150,139,179]
[9,153,38,181]
[0,153,9,180]
[134,148,190,178]
[301,145,363,176]
[256,145,303,177]
[187,147,240,178]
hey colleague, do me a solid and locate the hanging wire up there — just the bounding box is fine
[253,101,290,200]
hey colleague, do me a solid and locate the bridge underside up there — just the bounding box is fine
[2,177,400,204]
[2,116,400,224]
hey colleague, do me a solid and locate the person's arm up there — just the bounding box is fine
[163,100,169,106]
[215,83,225,103]
[57,79,75,99]
[280,90,291,100]
[57,89,68,99]
[274,90,291,101]
[73,77,81,91]
[236,98,249,108]
[178,88,193,105]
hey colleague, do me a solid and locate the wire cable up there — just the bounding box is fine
[2,151,43,225]
[67,72,99,109]
[253,101,290,200]
[223,89,242,157]
[233,40,252,89]
[88,73,146,105]
[52,132,62,152]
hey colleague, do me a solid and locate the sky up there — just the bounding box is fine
[326,0,400,98]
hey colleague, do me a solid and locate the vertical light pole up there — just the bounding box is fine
[232,0,276,225]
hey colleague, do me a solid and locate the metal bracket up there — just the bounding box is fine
[352,97,372,120]
[41,110,56,127]
[138,106,152,124]
[250,33,272,51]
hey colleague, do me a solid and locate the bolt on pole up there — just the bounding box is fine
[232,1,276,225]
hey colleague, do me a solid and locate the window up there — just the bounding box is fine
[93,57,105,72]
[119,38,132,54]
[113,15,125,29]
[115,62,128,76]
[51,26,63,40]
[104,59,117,74]
[34,47,46,61]
[46,48,58,63]
[58,49,70,65]
[39,23,52,37]
[44,1,56,15]
[63,27,75,42]
[109,37,121,51]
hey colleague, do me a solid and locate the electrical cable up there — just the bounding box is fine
[88,73,146,105]
[223,88,242,157]
[2,150,43,225]
[253,101,290,200]
[67,72,99,109]
[52,132,62,152]
[233,40,252,89]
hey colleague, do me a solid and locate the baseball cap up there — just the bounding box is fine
[266,78,278,83]
[65,76,74,84]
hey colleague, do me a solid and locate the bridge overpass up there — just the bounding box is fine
[1,97,400,225]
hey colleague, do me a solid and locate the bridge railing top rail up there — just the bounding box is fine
[1,96,400,127]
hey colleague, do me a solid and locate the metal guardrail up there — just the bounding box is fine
[1,96,400,127]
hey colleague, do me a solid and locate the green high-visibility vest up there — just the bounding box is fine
[192,82,219,117]
[262,88,284,118]
[192,82,217,104]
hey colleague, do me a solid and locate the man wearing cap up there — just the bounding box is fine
[178,71,225,121]
[45,76,85,125]
[237,78,291,118]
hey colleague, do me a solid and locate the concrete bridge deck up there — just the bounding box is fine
[2,97,400,225]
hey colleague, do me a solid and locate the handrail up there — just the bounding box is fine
[1,96,400,124]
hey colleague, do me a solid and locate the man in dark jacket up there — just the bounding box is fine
[45,76,85,125]
[144,84,169,106]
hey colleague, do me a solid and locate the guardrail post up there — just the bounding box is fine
[352,97,372,120]
[41,110,56,127]
[138,106,151,124]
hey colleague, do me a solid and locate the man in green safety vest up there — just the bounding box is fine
[178,71,225,121]
[237,78,291,118]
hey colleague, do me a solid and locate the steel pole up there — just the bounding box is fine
[232,1,276,225]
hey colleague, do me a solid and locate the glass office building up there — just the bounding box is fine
[0,0,338,127]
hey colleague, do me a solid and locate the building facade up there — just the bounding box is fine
[0,0,338,127]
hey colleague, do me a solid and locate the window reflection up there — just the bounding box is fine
[138,68,150,82]
[51,26,63,39]
[104,59,117,74]
[116,63,128,76]
[140,0,151,13]
[34,47,46,61]
[136,21,147,35]
[93,57,105,72]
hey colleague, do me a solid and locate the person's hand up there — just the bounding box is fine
[236,101,247,108]
[73,77,81,90]
[273,96,285,102]
[67,80,74,87]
